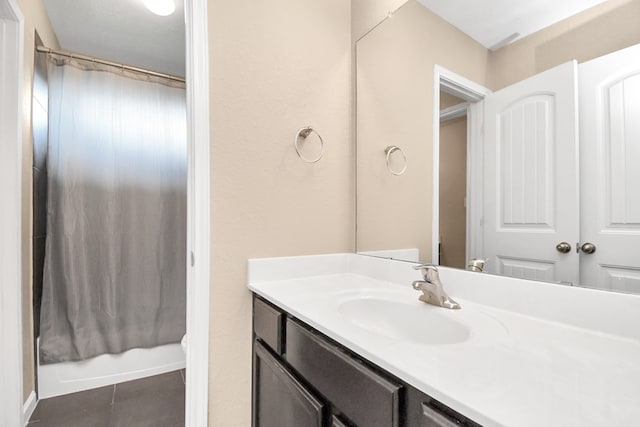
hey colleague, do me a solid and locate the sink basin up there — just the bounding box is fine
[338,297,470,345]
[336,290,507,346]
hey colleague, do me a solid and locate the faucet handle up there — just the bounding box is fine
[413,264,438,281]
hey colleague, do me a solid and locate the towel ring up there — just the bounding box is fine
[385,145,407,176]
[294,126,324,163]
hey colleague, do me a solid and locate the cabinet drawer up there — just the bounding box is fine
[331,415,350,427]
[253,297,284,355]
[286,319,402,427]
[406,386,481,427]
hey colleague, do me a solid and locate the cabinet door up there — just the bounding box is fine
[253,340,324,427]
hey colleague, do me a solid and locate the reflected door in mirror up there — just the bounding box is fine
[482,61,580,284]
[580,43,640,293]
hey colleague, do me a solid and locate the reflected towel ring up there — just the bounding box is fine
[385,145,407,176]
[294,126,324,163]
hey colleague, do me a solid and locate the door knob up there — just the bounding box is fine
[581,242,596,254]
[556,242,572,253]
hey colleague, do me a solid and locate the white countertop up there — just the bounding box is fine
[248,253,640,427]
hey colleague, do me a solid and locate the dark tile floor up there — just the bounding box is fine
[27,370,185,427]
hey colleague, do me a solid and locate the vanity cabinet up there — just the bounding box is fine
[252,296,480,427]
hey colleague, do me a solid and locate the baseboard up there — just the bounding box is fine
[23,390,37,426]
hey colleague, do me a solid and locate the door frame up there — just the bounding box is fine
[0,0,211,425]
[0,0,25,425]
[431,65,491,265]
[184,0,211,425]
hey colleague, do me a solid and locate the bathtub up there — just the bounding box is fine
[37,340,186,398]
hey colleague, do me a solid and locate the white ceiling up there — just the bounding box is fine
[43,0,185,77]
[416,0,608,50]
[42,0,609,76]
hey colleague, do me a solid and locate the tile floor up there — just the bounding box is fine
[27,370,185,427]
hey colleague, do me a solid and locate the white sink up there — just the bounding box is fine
[338,298,470,345]
[336,289,507,346]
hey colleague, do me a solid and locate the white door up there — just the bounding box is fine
[579,44,640,293]
[483,61,580,283]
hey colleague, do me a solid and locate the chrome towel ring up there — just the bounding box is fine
[385,145,407,176]
[294,126,324,163]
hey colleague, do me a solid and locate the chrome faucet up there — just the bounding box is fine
[412,264,461,310]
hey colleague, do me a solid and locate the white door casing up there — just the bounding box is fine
[432,65,491,266]
[0,0,25,425]
[483,61,580,284]
[579,43,640,293]
[184,0,211,425]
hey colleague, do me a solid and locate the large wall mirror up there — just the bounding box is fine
[356,0,640,294]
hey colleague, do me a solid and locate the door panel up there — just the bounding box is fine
[579,43,640,291]
[496,257,555,282]
[607,74,640,225]
[483,61,580,284]
[601,267,640,293]
[499,95,555,228]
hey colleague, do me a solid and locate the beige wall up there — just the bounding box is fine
[16,0,59,403]
[208,0,353,424]
[440,91,465,109]
[352,0,408,41]
[488,0,640,89]
[356,0,488,263]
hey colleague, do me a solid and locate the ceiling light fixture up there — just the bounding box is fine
[143,0,176,16]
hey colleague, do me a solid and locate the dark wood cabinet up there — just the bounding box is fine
[253,340,324,427]
[286,319,402,427]
[254,297,285,355]
[405,386,481,427]
[252,295,480,427]
[331,415,350,427]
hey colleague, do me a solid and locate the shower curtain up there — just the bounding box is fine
[39,59,187,364]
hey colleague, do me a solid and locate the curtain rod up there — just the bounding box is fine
[36,45,185,84]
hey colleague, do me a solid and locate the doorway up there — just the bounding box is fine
[431,66,490,268]
[0,0,211,425]
[438,91,468,269]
